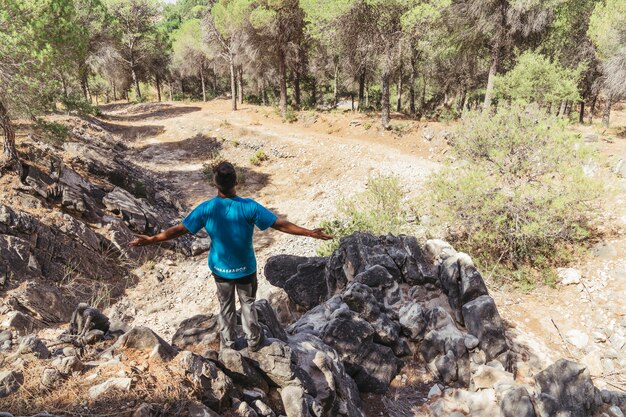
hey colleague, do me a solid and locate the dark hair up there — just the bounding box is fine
[213,161,237,191]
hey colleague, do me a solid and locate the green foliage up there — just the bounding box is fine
[423,104,602,273]
[317,176,413,256]
[61,95,102,116]
[283,109,298,123]
[494,51,584,105]
[170,18,214,78]
[587,0,626,60]
[250,149,268,166]
[34,120,70,146]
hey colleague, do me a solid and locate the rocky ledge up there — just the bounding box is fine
[1,232,625,417]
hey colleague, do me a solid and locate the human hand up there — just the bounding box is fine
[129,234,154,247]
[309,228,333,240]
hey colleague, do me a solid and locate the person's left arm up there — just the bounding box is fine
[129,223,190,247]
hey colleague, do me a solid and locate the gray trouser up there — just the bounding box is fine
[214,272,261,349]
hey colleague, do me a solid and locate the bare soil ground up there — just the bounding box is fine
[96,99,626,410]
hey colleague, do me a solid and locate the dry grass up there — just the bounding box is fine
[0,354,199,416]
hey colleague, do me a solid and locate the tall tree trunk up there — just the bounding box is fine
[131,66,141,100]
[409,51,416,116]
[112,81,117,101]
[201,67,207,102]
[212,63,217,94]
[229,56,237,111]
[358,66,366,111]
[558,100,567,117]
[261,79,267,106]
[483,45,500,112]
[237,65,243,105]
[293,71,301,109]
[365,80,369,108]
[0,100,22,178]
[457,90,467,113]
[79,62,89,101]
[333,57,339,106]
[311,78,317,107]
[578,100,585,124]
[602,95,612,128]
[587,94,597,124]
[278,49,288,116]
[155,73,162,102]
[420,74,426,112]
[351,94,354,111]
[168,79,173,101]
[396,57,403,112]
[381,71,391,129]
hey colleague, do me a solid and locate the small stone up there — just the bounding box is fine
[557,268,581,285]
[465,335,480,350]
[0,371,22,397]
[608,333,625,350]
[620,316,626,328]
[565,329,589,349]
[41,368,63,389]
[471,364,514,390]
[88,378,132,399]
[602,358,615,374]
[592,332,607,343]
[188,401,220,417]
[428,384,442,398]
[581,350,603,377]
[591,242,617,259]
[608,405,625,417]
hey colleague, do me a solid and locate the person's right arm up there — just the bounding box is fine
[271,218,332,240]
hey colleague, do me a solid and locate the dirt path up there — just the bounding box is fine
[100,99,626,394]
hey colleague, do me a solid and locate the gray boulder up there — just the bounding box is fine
[17,335,50,359]
[218,348,269,392]
[398,302,427,341]
[462,295,508,362]
[256,299,288,342]
[440,253,488,324]
[246,338,297,387]
[103,187,158,233]
[500,386,535,417]
[282,258,328,310]
[0,370,22,397]
[177,351,235,411]
[172,314,219,350]
[105,326,175,360]
[534,359,598,417]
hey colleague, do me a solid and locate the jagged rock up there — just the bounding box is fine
[2,311,38,335]
[177,351,235,410]
[265,255,312,288]
[353,265,395,288]
[462,295,508,362]
[342,283,381,322]
[188,401,220,417]
[535,359,598,417]
[236,401,259,417]
[500,386,535,417]
[172,314,219,350]
[58,214,102,251]
[471,364,514,390]
[40,368,63,389]
[282,258,328,310]
[399,302,426,341]
[24,164,55,198]
[246,339,297,387]
[218,348,269,392]
[416,239,456,285]
[103,187,158,233]
[441,253,489,324]
[17,335,50,359]
[51,356,83,375]
[319,309,399,393]
[256,299,288,342]
[88,377,132,399]
[252,399,276,417]
[380,234,422,285]
[0,370,22,397]
[325,233,401,295]
[428,384,443,398]
[105,326,175,361]
[435,350,458,384]
[557,267,581,285]
[280,385,320,417]
[288,332,364,417]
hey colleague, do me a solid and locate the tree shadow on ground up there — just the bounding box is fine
[92,118,165,142]
[100,103,202,122]
[136,134,223,163]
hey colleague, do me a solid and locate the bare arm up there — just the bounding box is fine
[129,223,190,247]
[271,218,332,240]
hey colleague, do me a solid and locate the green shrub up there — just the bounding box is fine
[317,176,415,256]
[61,96,101,116]
[422,104,602,275]
[283,109,298,123]
[250,149,268,166]
[34,120,70,145]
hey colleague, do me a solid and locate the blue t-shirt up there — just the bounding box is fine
[182,196,277,279]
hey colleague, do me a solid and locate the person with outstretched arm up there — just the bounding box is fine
[129,161,332,352]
